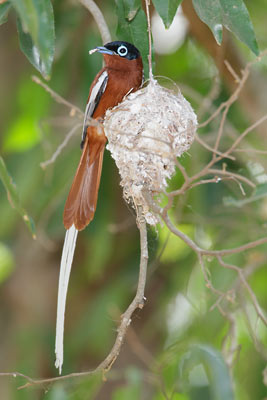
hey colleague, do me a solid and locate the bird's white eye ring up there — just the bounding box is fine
[117,45,128,56]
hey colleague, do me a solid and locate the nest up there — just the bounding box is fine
[104,80,197,224]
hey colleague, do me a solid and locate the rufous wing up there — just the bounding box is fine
[63,133,106,230]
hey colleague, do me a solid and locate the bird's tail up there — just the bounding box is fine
[63,136,105,231]
[55,133,106,373]
[55,224,78,374]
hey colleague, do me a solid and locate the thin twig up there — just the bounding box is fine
[197,75,221,119]
[198,64,250,128]
[189,177,225,189]
[40,123,82,169]
[198,254,225,297]
[218,306,240,368]
[233,148,267,155]
[78,0,111,44]
[145,197,267,325]
[32,76,83,117]
[195,133,235,160]
[212,102,230,157]
[224,60,240,83]
[144,0,153,81]
[146,196,267,257]
[241,298,267,360]
[175,158,189,183]
[217,256,267,325]
[223,113,267,157]
[207,168,256,188]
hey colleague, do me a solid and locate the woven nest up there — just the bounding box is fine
[104,79,197,224]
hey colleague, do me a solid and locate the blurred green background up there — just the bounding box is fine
[0,0,266,399]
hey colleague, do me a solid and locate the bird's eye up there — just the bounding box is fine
[117,45,128,57]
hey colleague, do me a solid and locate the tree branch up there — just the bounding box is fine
[0,206,148,389]
[78,0,111,44]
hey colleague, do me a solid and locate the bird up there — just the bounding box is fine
[63,41,144,231]
[55,41,143,374]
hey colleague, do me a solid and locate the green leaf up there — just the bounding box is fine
[0,1,11,25]
[116,0,150,78]
[254,183,267,197]
[153,0,182,29]
[158,223,193,263]
[122,0,141,21]
[3,78,50,153]
[192,0,223,44]
[223,183,267,207]
[180,344,234,400]
[0,242,15,284]
[10,0,55,78]
[220,0,259,55]
[192,0,259,55]
[3,115,41,153]
[0,157,36,238]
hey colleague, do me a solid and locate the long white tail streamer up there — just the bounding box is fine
[55,224,78,374]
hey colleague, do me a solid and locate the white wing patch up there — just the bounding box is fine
[81,70,108,147]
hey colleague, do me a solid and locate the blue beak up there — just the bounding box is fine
[89,46,115,56]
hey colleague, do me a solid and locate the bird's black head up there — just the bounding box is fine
[92,41,140,60]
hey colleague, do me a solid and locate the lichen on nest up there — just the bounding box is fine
[104,79,197,225]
